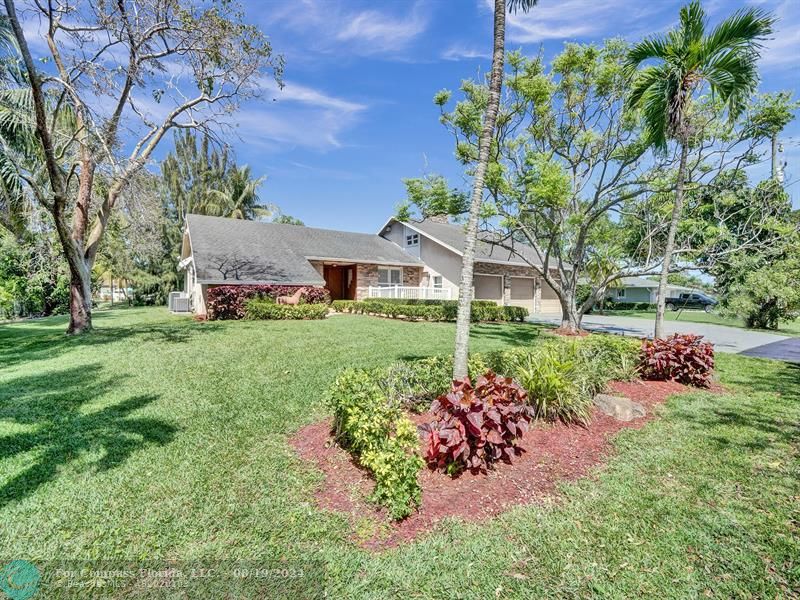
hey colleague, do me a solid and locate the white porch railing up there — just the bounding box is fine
[368,285,452,300]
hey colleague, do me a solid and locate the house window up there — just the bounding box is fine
[616,288,626,298]
[433,275,443,289]
[406,233,419,247]
[378,267,403,287]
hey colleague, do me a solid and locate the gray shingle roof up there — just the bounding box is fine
[399,219,545,267]
[187,214,423,285]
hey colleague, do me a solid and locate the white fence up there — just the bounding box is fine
[368,285,452,301]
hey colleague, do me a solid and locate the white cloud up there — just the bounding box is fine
[336,6,428,52]
[488,0,667,44]
[124,77,366,152]
[259,79,366,113]
[266,0,430,57]
[758,0,800,69]
[441,44,491,61]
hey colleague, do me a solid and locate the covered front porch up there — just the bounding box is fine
[312,261,426,301]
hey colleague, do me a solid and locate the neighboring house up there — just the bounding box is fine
[179,214,562,316]
[604,276,694,304]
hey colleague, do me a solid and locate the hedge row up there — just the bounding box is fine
[362,298,498,307]
[331,300,528,322]
[207,285,330,320]
[244,298,329,320]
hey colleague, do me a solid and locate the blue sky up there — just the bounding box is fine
[232,0,800,233]
[25,0,799,232]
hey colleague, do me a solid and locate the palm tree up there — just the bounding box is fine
[205,165,273,220]
[452,0,538,379]
[626,1,773,338]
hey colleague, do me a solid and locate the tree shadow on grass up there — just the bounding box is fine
[0,364,178,509]
[671,361,800,454]
[468,322,544,347]
[0,317,221,370]
[722,359,800,402]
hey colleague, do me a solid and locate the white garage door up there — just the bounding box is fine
[473,275,502,302]
[509,277,535,313]
[540,279,561,313]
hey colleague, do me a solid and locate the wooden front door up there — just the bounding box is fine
[323,265,357,300]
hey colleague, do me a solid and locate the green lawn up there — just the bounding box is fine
[1,307,798,598]
[596,308,800,337]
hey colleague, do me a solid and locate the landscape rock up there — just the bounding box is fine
[593,394,646,422]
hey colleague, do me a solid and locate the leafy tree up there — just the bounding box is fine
[0,228,69,318]
[721,243,800,329]
[2,0,283,333]
[451,0,539,379]
[746,92,799,179]
[435,40,672,332]
[626,0,774,338]
[396,175,467,222]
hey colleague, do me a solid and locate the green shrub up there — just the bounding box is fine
[331,299,528,322]
[331,300,356,312]
[362,298,497,307]
[492,334,641,424]
[244,298,328,320]
[577,334,640,381]
[327,369,423,519]
[375,354,490,413]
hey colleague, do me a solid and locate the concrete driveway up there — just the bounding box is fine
[527,312,790,355]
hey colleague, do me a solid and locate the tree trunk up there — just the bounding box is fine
[453,0,507,379]
[67,265,93,334]
[654,142,689,339]
[558,285,581,333]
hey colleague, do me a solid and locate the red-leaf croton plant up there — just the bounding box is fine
[421,372,533,475]
[639,333,715,388]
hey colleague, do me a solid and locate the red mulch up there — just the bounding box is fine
[289,379,705,550]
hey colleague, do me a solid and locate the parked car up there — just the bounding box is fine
[665,292,718,312]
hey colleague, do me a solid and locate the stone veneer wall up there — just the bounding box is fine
[355,264,423,300]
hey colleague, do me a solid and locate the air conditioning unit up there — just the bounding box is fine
[169,291,190,313]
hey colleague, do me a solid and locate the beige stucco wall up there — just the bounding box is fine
[380,222,462,298]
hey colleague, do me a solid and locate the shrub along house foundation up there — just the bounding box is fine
[179,214,561,316]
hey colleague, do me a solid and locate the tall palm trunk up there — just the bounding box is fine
[453,0,507,379]
[654,142,688,339]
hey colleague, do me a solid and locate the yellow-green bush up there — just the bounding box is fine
[327,369,423,519]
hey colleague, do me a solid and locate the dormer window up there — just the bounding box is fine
[406,233,419,247]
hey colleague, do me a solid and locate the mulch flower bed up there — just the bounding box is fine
[290,379,705,550]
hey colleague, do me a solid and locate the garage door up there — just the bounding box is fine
[473,275,502,302]
[509,277,535,314]
[540,279,561,313]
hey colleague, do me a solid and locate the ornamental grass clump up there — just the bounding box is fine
[421,372,533,475]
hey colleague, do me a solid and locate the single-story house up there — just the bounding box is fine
[179,214,562,316]
[604,276,694,304]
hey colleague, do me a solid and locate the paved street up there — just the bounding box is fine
[527,312,791,355]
